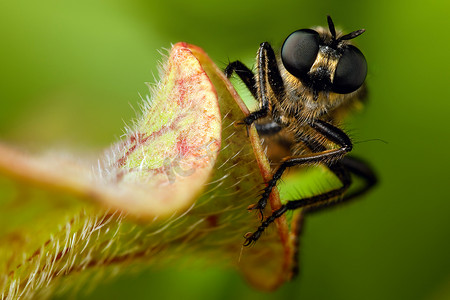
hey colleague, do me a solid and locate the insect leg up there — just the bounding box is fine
[249,119,352,218]
[305,156,377,213]
[298,137,377,204]
[243,42,286,125]
[244,183,349,246]
[285,158,376,277]
[224,61,257,98]
[245,158,375,246]
[245,161,353,246]
[339,156,377,199]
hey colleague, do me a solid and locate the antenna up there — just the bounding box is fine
[327,15,337,40]
[327,15,366,43]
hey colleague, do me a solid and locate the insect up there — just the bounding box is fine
[224,16,377,246]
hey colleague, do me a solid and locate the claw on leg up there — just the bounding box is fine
[234,118,252,136]
[247,203,265,221]
[243,231,261,247]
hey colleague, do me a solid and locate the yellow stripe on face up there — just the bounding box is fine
[308,49,339,83]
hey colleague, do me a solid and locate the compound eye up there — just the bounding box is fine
[281,29,320,79]
[332,45,367,94]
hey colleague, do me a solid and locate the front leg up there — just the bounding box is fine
[225,42,286,125]
[244,42,286,125]
[224,61,257,98]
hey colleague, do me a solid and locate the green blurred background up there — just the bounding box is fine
[1,0,449,299]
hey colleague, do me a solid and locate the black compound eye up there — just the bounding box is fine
[332,45,367,94]
[281,29,320,79]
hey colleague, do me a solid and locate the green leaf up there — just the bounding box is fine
[0,43,300,298]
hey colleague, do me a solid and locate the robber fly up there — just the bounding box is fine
[224,16,377,246]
